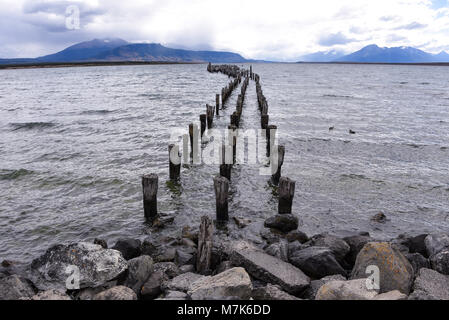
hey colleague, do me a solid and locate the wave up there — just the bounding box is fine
[322,94,354,99]
[80,109,113,115]
[10,122,55,131]
[0,169,34,181]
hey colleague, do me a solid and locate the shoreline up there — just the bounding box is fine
[0,61,204,70]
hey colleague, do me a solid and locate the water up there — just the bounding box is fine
[0,63,448,263]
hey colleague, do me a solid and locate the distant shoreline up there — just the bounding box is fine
[0,61,203,70]
[296,61,449,67]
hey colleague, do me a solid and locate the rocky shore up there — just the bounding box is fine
[1,213,448,301]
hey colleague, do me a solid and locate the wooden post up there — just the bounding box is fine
[200,114,207,137]
[261,114,269,129]
[206,104,214,129]
[278,177,295,214]
[189,123,199,163]
[228,125,237,164]
[216,94,220,115]
[196,216,213,274]
[266,124,277,157]
[271,145,285,185]
[168,144,181,180]
[214,176,229,222]
[142,174,158,220]
[220,164,232,181]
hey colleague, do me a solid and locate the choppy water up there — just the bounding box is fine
[0,63,448,262]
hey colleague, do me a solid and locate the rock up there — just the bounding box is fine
[215,261,233,275]
[289,247,346,279]
[93,286,137,300]
[153,262,180,279]
[430,250,449,275]
[155,247,176,263]
[233,217,251,229]
[230,241,310,294]
[371,212,387,223]
[252,284,300,300]
[112,238,141,260]
[175,249,194,266]
[152,215,175,229]
[264,241,289,262]
[406,253,430,276]
[182,238,197,248]
[424,233,449,258]
[123,255,153,294]
[400,234,428,257]
[264,214,298,233]
[179,265,195,274]
[306,234,350,263]
[182,226,199,243]
[30,242,127,291]
[301,275,347,300]
[0,275,37,300]
[351,242,414,294]
[187,267,252,300]
[374,290,407,300]
[162,272,205,292]
[141,238,159,257]
[141,271,167,300]
[343,233,374,266]
[315,279,378,300]
[30,289,71,300]
[158,290,188,300]
[286,230,309,243]
[210,242,229,271]
[94,238,108,249]
[260,228,283,245]
[288,241,307,257]
[409,268,449,300]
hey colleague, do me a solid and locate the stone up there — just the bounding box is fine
[112,238,141,260]
[179,265,195,274]
[306,234,350,263]
[405,253,430,276]
[343,234,374,266]
[0,275,37,300]
[430,250,449,275]
[315,279,378,300]
[30,242,127,291]
[187,267,252,300]
[94,238,108,249]
[182,238,197,248]
[233,217,251,229]
[93,286,137,300]
[162,272,205,292]
[260,228,283,245]
[230,241,310,294]
[182,226,199,243]
[123,255,153,294]
[286,230,308,243]
[424,233,449,258]
[158,290,188,300]
[289,246,346,279]
[141,271,167,300]
[210,242,229,271]
[30,289,71,300]
[264,241,289,262]
[155,247,176,263]
[371,212,387,223]
[153,262,180,279]
[252,284,300,300]
[301,274,347,300]
[374,290,407,300]
[409,268,449,300]
[401,234,428,257]
[264,214,298,233]
[351,242,414,294]
[175,249,194,266]
[215,261,233,275]
[141,238,159,257]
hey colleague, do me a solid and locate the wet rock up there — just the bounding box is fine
[94,238,108,249]
[374,290,407,300]
[30,289,71,300]
[141,238,159,257]
[112,238,141,260]
[141,271,167,300]
[252,284,300,300]
[264,241,289,262]
[316,279,378,300]
[158,291,188,300]
[399,234,428,257]
[286,230,309,243]
[215,261,233,275]
[162,272,205,292]
[181,238,197,248]
[230,241,310,294]
[210,242,229,271]
[30,242,127,291]
[343,233,374,266]
[179,265,195,274]
[301,274,347,300]
[425,233,449,258]
[306,234,350,263]
[260,228,283,245]
[264,214,298,233]
[0,275,37,300]
[93,286,137,300]
[409,268,449,300]
[289,247,346,279]
[152,215,175,229]
[288,241,307,257]
[153,262,180,279]
[182,226,198,243]
[371,212,387,223]
[155,247,176,263]
[175,249,194,266]
[405,253,430,276]
[233,216,251,229]
[351,242,414,294]
[430,250,449,275]
[187,267,252,300]
[123,255,153,294]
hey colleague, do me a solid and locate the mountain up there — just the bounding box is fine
[297,50,345,62]
[433,50,449,62]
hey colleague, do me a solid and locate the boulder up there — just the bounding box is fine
[301,274,347,300]
[286,230,309,243]
[187,267,252,300]
[93,286,137,300]
[351,242,414,294]
[155,247,176,263]
[430,250,449,275]
[409,268,449,300]
[123,255,153,294]
[182,226,199,243]
[215,261,233,275]
[424,233,449,258]
[406,253,430,276]
[374,290,407,300]
[315,279,378,300]
[230,241,310,294]
[252,284,300,300]
[162,272,205,292]
[264,241,289,262]
[260,228,283,245]
[343,233,374,266]
[30,242,127,291]
[399,234,428,257]
[179,265,195,274]
[175,249,194,266]
[264,214,298,233]
[0,275,37,300]
[112,238,141,260]
[93,238,108,249]
[305,234,350,263]
[141,271,167,300]
[141,238,159,257]
[289,247,346,279]
[30,289,71,300]
[153,262,180,279]
[371,212,387,223]
[158,291,188,300]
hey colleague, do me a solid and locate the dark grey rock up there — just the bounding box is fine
[155,247,176,263]
[158,290,188,300]
[93,286,137,300]
[175,249,194,266]
[153,262,180,279]
[264,214,298,233]
[371,212,387,223]
[306,234,350,263]
[343,234,374,266]
[425,233,449,258]
[0,275,37,300]
[430,250,449,275]
[252,284,300,300]
[29,289,72,300]
[162,272,205,292]
[409,268,449,300]
[301,274,347,300]
[93,238,108,249]
[401,234,428,257]
[288,241,307,257]
[123,255,153,294]
[141,271,167,300]
[289,246,346,279]
[406,253,430,276]
[179,265,195,274]
[112,238,141,260]
[286,230,309,243]
[264,241,289,262]
[215,261,233,275]
[141,238,159,257]
[260,228,283,245]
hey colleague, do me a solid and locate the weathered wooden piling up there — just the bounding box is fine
[142,174,158,220]
[214,176,229,222]
[216,94,220,115]
[271,145,285,185]
[189,123,199,162]
[278,177,295,214]
[228,124,237,164]
[220,164,232,181]
[266,124,277,156]
[206,104,214,129]
[168,144,181,180]
[196,215,213,274]
[199,114,207,137]
[261,114,269,129]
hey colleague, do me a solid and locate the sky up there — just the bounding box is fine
[0,0,449,61]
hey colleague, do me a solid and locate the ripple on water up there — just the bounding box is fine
[9,122,56,131]
[0,168,34,181]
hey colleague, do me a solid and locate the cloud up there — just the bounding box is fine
[395,21,428,30]
[318,32,357,46]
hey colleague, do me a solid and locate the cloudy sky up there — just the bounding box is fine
[1,0,449,61]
